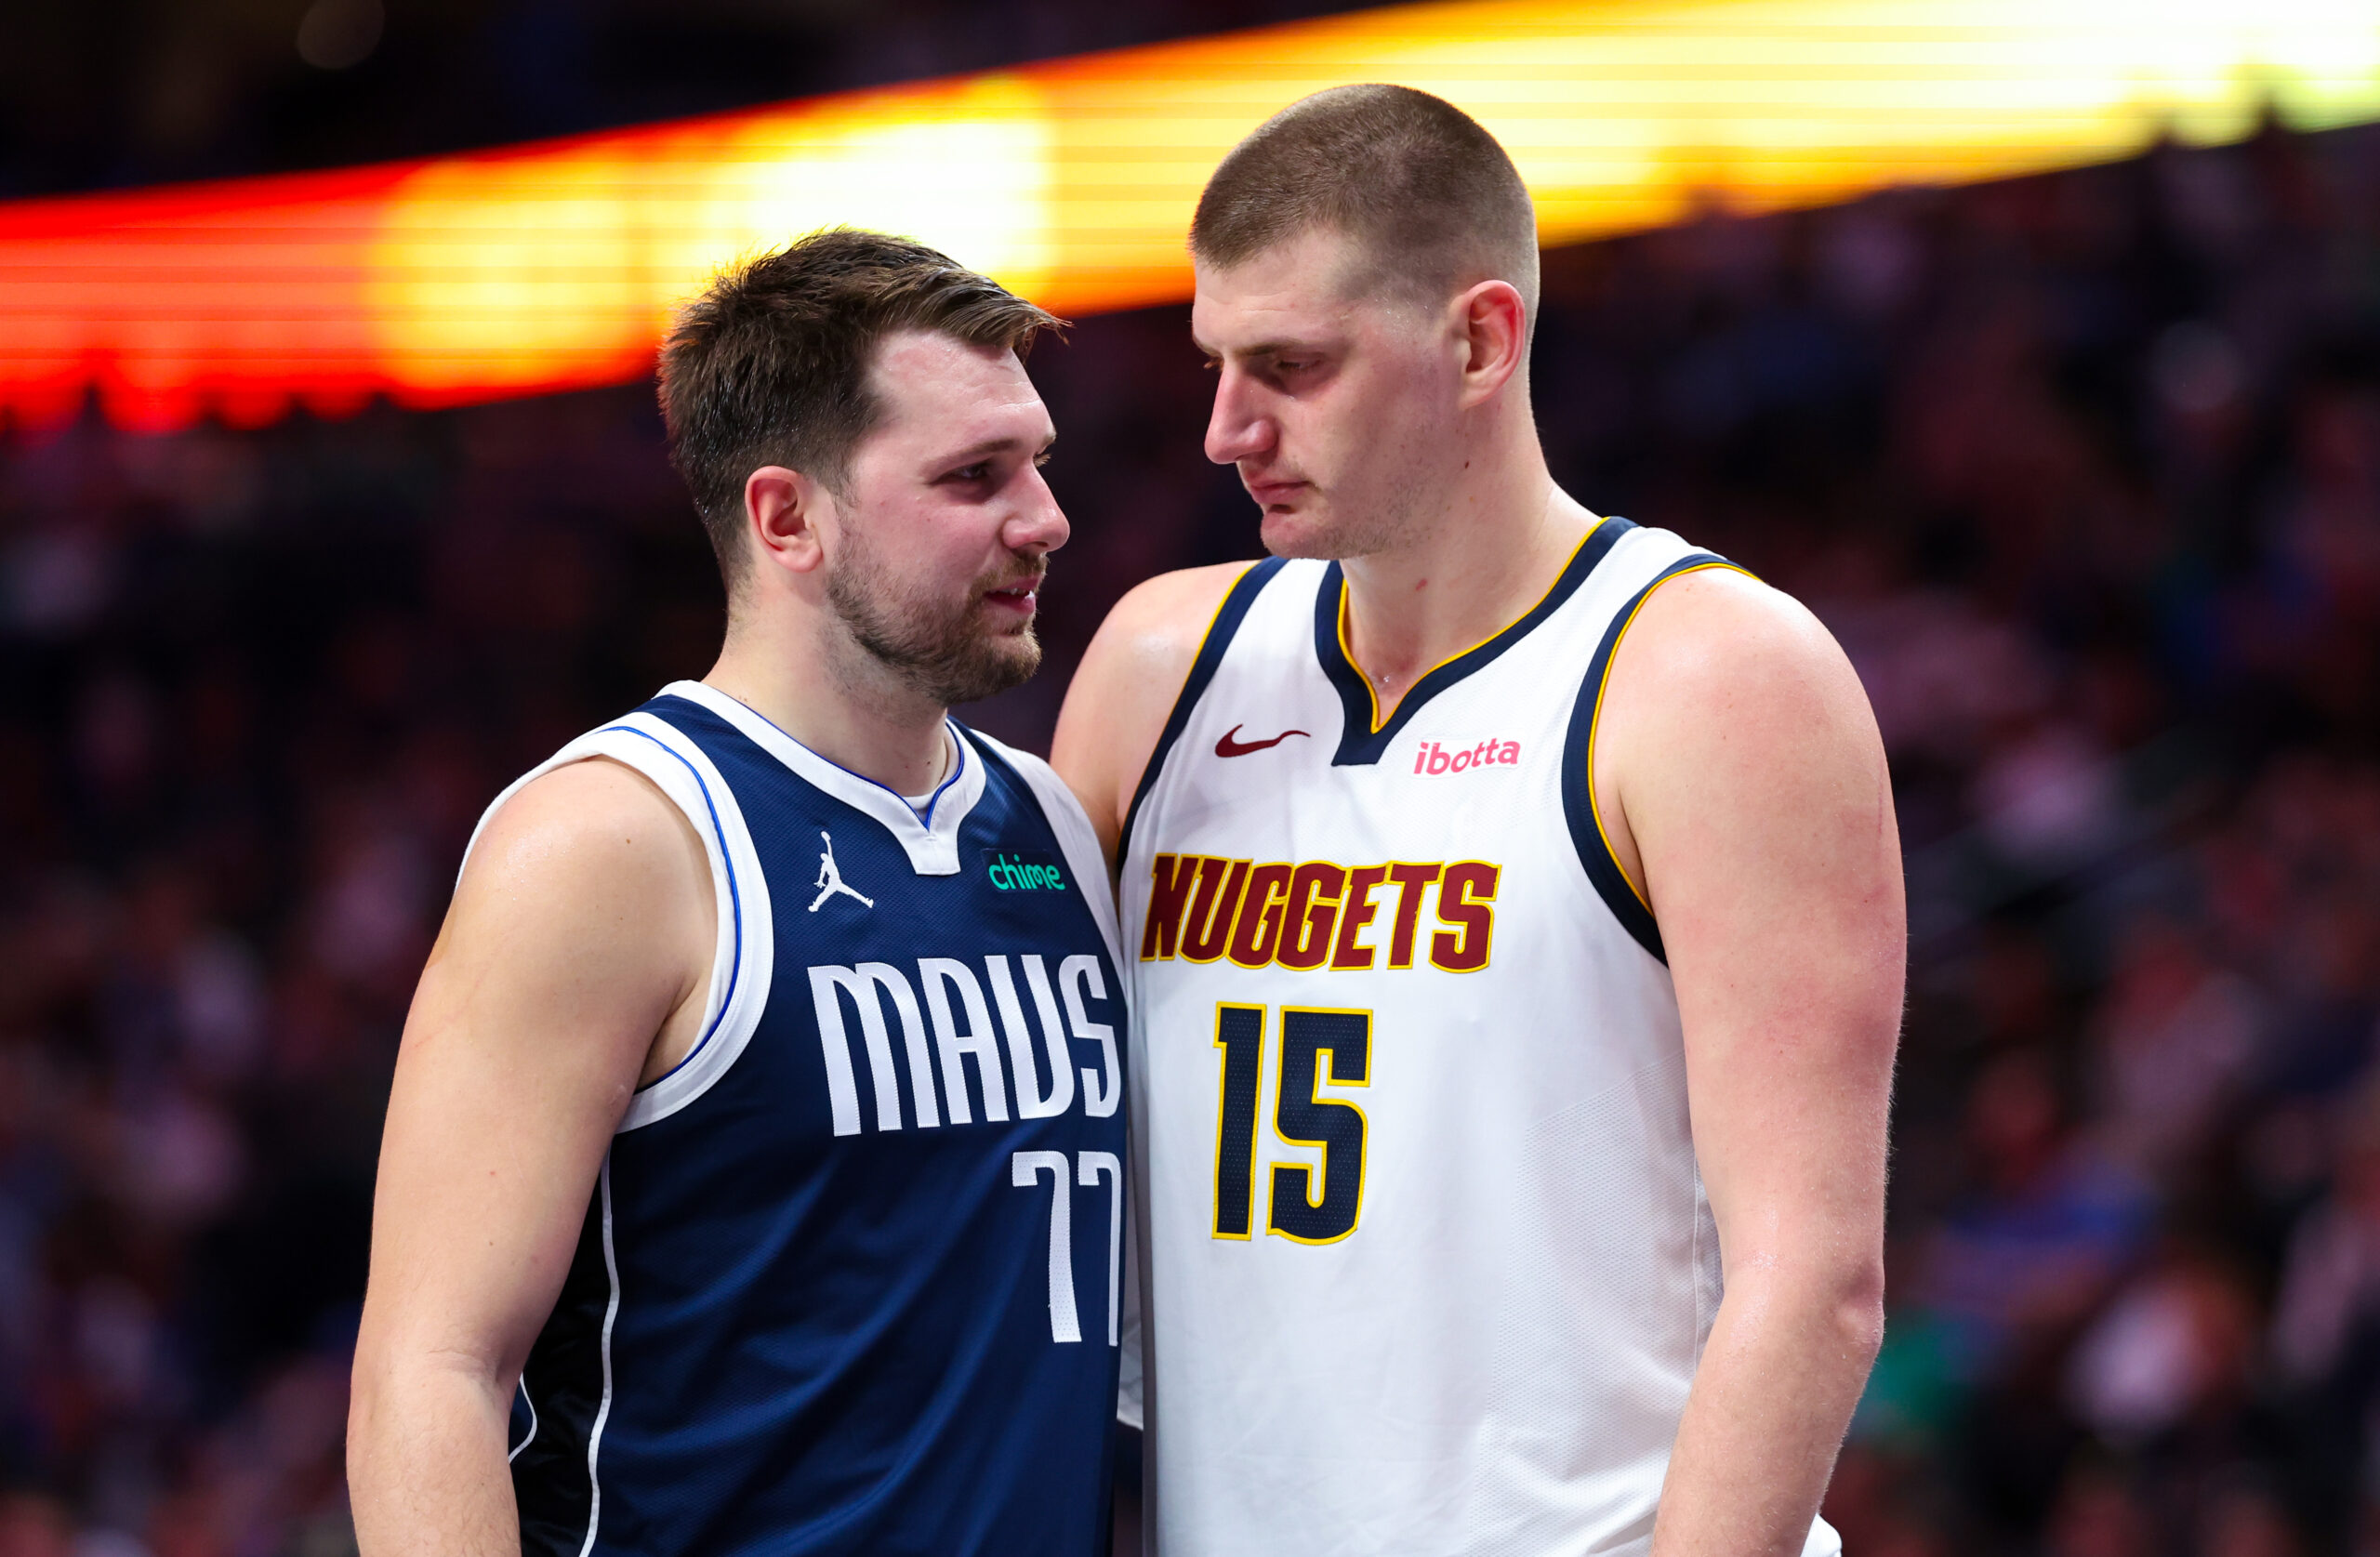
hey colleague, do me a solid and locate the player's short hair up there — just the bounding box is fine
[658,229,1061,589]
[1192,84,1540,323]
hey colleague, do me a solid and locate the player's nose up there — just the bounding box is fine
[1004,464,1068,556]
[1204,366,1273,467]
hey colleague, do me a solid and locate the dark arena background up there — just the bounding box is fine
[4,3,2380,1553]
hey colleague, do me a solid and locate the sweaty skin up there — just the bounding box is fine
[350,330,1067,1556]
[1052,227,1901,1557]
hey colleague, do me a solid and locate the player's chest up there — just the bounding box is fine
[740,815,1123,1143]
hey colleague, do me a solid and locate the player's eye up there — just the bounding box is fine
[948,461,991,482]
[1033,450,1053,468]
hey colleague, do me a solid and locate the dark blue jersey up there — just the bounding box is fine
[479,681,1128,1557]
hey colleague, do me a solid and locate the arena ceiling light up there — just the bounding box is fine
[4,0,2377,432]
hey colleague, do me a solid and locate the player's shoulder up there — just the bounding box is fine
[1607,561,1875,767]
[1066,560,1274,732]
[1624,563,1853,695]
[1087,560,1266,670]
[1056,560,1278,858]
[462,754,706,904]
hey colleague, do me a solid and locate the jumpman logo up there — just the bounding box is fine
[809,831,875,913]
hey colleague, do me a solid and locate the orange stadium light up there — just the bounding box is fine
[4,0,2379,432]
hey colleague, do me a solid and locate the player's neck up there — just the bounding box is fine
[1337,450,1594,718]
[704,609,952,798]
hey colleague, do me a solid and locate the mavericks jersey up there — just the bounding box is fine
[468,680,1127,1557]
[1120,519,1839,1557]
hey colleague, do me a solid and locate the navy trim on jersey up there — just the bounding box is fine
[1117,556,1289,863]
[1558,550,1739,966]
[1316,517,1636,766]
[600,724,743,1095]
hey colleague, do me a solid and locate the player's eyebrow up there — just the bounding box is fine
[928,433,1051,464]
[930,430,1056,467]
[1196,337,1327,363]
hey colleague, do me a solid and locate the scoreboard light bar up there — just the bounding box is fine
[4,0,2378,431]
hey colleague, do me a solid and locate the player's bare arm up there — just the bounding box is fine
[1051,562,1246,864]
[348,759,714,1556]
[1596,569,1903,1556]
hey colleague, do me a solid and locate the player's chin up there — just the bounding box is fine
[1257,505,1339,561]
[938,633,1042,705]
[960,609,1041,659]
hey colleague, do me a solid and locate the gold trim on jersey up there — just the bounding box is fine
[1334,519,1611,734]
[1584,561,1755,911]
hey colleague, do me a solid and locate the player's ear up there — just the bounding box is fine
[1453,279,1527,409]
[745,465,830,577]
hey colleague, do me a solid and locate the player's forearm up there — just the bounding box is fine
[349,1351,522,1557]
[1648,1256,1884,1556]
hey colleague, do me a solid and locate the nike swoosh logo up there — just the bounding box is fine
[1215,725,1311,759]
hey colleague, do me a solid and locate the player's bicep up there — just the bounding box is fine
[362,762,707,1382]
[1610,576,1903,1260]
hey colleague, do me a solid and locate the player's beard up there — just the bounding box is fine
[826,520,1043,707]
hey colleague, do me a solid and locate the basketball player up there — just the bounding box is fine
[1053,87,1903,1555]
[350,231,1130,1555]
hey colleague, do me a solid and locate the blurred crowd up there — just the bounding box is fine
[2,112,2378,1556]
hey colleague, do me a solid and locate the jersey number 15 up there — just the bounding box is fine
[1213,1004,1370,1245]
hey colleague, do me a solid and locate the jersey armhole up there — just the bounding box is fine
[1116,557,1288,864]
[460,711,777,1131]
[1558,554,1749,967]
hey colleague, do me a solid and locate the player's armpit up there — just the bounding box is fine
[348,758,715,1556]
[1595,569,1903,1557]
[1052,561,1251,866]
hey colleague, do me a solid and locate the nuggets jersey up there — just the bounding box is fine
[464,681,1127,1557]
[1120,519,1840,1557]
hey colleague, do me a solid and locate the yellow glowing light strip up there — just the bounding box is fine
[3,0,2377,429]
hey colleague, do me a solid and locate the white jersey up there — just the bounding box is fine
[1120,517,1840,1557]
